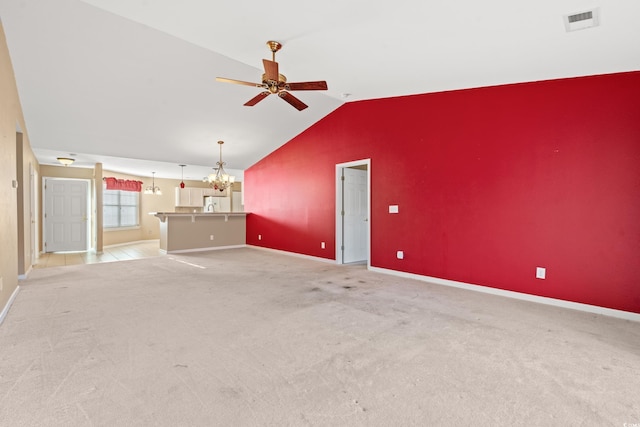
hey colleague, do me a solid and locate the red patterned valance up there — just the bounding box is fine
[103,177,143,192]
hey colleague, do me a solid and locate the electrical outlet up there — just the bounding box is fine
[397,251,404,259]
[321,242,325,249]
[536,267,546,279]
[258,234,262,240]
[210,235,214,241]
[0,276,3,292]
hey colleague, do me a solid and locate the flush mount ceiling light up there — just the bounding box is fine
[204,141,235,192]
[144,172,162,195]
[57,157,75,166]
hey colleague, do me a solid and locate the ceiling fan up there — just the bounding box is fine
[216,41,328,111]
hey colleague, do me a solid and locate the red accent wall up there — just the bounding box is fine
[245,71,640,314]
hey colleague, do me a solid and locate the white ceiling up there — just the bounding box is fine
[1,0,639,180]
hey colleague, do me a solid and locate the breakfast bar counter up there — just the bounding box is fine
[152,212,247,253]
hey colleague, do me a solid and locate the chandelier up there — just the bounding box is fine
[144,172,162,195]
[204,141,235,192]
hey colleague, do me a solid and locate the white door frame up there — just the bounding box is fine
[335,159,371,266]
[42,177,92,252]
[30,162,37,263]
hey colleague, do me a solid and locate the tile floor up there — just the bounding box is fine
[33,240,162,269]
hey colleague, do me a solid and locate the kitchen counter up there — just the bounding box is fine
[152,211,247,222]
[151,212,248,253]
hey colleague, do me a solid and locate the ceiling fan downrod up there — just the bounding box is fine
[267,40,282,61]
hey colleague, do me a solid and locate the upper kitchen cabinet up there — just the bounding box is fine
[175,187,204,207]
[175,187,229,207]
[203,188,227,197]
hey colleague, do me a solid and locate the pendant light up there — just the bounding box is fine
[179,164,186,188]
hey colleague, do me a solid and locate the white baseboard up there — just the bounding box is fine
[18,265,33,280]
[247,245,336,264]
[369,266,640,323]
[167,244,247,254]
[0,286,20,326]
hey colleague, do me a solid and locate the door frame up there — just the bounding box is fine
[30,162,37,264]
[335,159,371,266]
[42,177,92,253]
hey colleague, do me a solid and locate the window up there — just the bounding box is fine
[103,189,139,228]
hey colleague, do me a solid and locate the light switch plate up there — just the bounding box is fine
[389,205,399,214]
[536,267,546,279]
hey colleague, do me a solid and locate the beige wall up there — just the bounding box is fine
[1,22,38,314]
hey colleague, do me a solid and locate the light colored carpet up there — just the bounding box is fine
[1,247,638,426]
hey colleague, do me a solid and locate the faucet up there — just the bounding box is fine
[206,204,215,212]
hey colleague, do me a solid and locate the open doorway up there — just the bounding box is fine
[43,178,91,253]
[335,159,370,265]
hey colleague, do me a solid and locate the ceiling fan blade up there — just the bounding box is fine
[216,77,264,88]
[278,91,308,111]
[262,59,279,82]
[285,81,328,91]
[244,91,270,106]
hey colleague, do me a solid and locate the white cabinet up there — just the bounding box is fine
[191,188,204,203]
[203,187,227,197]
[175,188,190,207]
[175,187,205,207]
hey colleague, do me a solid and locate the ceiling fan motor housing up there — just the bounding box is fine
[262,73,287,93]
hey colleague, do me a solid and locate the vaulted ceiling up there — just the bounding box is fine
[2,0,638,180]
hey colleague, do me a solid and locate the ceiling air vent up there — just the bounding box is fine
[564,9,599,32]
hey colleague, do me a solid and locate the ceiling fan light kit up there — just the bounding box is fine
[216,41,328,111]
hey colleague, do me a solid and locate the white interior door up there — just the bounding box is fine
[342,167,368,263]
[44,179,88,252]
